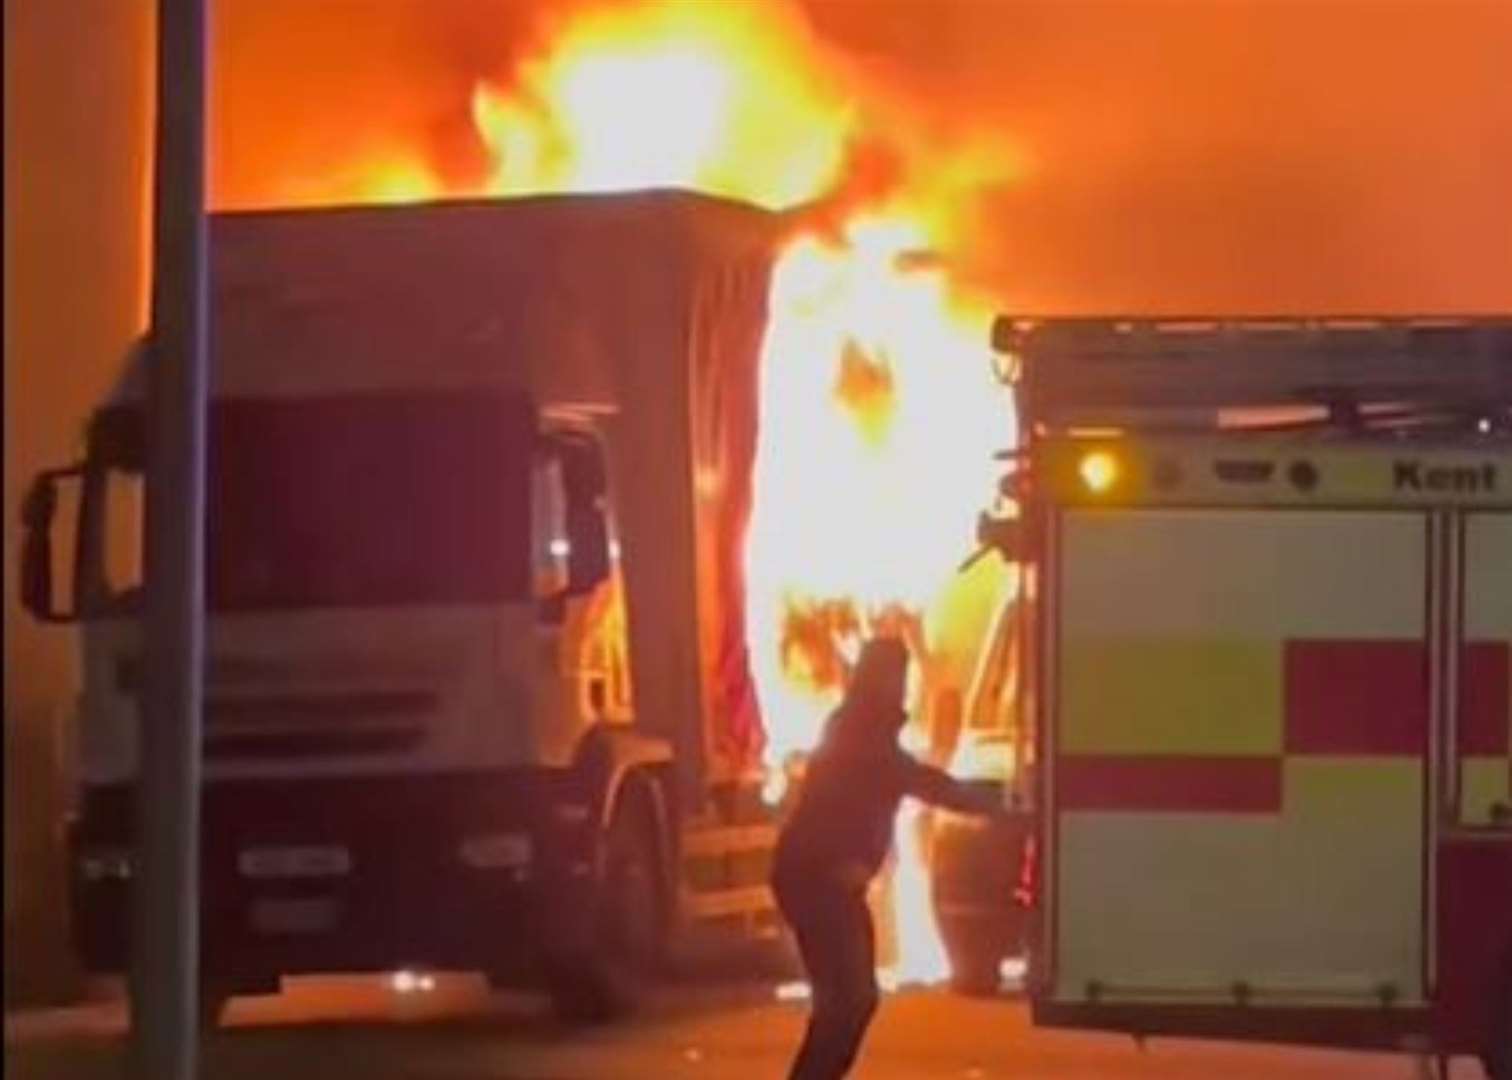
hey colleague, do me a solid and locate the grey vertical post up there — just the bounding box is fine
[129,0,209,1076]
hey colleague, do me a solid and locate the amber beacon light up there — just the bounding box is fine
[1078,450,1120,493]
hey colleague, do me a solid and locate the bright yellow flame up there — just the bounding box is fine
[1079,449,1119,493]
[467,0,852,208]
[355,160,441,205]
[747,218,1014,765]
[948,737,1017,783]
[882,800,952,986]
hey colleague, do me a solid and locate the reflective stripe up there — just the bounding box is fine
[1459,642,1510,756]
[1058,755,1280,813]
[1060,638,1279,756]
[1283,641,1427,756]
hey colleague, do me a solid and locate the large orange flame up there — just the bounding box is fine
[747,216,1015,983]
[244,0,1020,988]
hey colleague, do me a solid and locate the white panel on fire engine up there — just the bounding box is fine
[99,193,778,789]
[1459,512,1512,826]
[1051,508,1428,1007]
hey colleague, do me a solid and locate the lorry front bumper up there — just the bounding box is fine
[68,771,600,987]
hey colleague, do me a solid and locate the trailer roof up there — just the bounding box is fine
[109,190,785,405]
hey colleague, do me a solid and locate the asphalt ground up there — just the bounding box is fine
[4,975,1485,1079]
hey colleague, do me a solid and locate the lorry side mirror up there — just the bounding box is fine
[87,406,146,470]
[959,512,1023,572]
[980,512,1022,559]
[565,508,609,596]
[20,467,81,623]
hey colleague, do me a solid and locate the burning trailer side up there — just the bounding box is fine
[23,191,809,1022]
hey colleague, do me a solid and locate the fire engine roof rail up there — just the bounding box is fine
[993,316,1512,428]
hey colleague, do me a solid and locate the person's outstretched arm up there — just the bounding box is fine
[901,755,1005,817]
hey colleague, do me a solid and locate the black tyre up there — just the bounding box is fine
[198,985,232,1032]
[949,949,1003,998]
[1486,1012,1511,1079]
[549,792,666,1024]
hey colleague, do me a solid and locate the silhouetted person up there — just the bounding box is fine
[773,637,1006,1080]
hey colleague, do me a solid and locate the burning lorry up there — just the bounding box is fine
[19,191,1025,1023]
[982,317,1512,1076]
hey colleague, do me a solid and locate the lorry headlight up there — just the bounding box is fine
[1078,450,1119,493]
[551,802,592,826]
[78,847,133,882]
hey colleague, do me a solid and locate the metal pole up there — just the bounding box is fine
[130,0,209,1076]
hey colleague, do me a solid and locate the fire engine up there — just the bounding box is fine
[980,317,1512,1075]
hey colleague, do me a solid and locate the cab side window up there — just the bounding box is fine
[531,453,570,623]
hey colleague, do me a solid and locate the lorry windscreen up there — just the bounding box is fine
[91,391,535,611]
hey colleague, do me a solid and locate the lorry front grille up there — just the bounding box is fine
[203,691,434,759]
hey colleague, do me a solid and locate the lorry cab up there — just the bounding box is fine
[984,317,1512,1074]
[19,192,785,1022]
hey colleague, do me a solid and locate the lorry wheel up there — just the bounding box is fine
[198,985,232,1032]
[549,793,665,1024]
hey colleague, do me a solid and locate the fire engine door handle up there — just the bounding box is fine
[1489,802,1512,830]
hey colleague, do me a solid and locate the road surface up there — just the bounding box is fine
[4,976,1484,1079]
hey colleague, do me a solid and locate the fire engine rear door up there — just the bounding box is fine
[1038,500,1432,1039]
[1434,509,1512,1052]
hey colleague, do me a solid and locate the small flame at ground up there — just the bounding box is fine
[884,800,953,986]
[390,969,436,995]
[775,980,812,1002]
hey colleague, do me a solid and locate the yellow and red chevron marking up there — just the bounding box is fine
[1058,640,1433,815]
[1057,756,1281,812]
[1461,642,1512,753]
[1049,507,1441,1006]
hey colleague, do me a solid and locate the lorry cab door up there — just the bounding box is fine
[1035,505,1434,1046]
